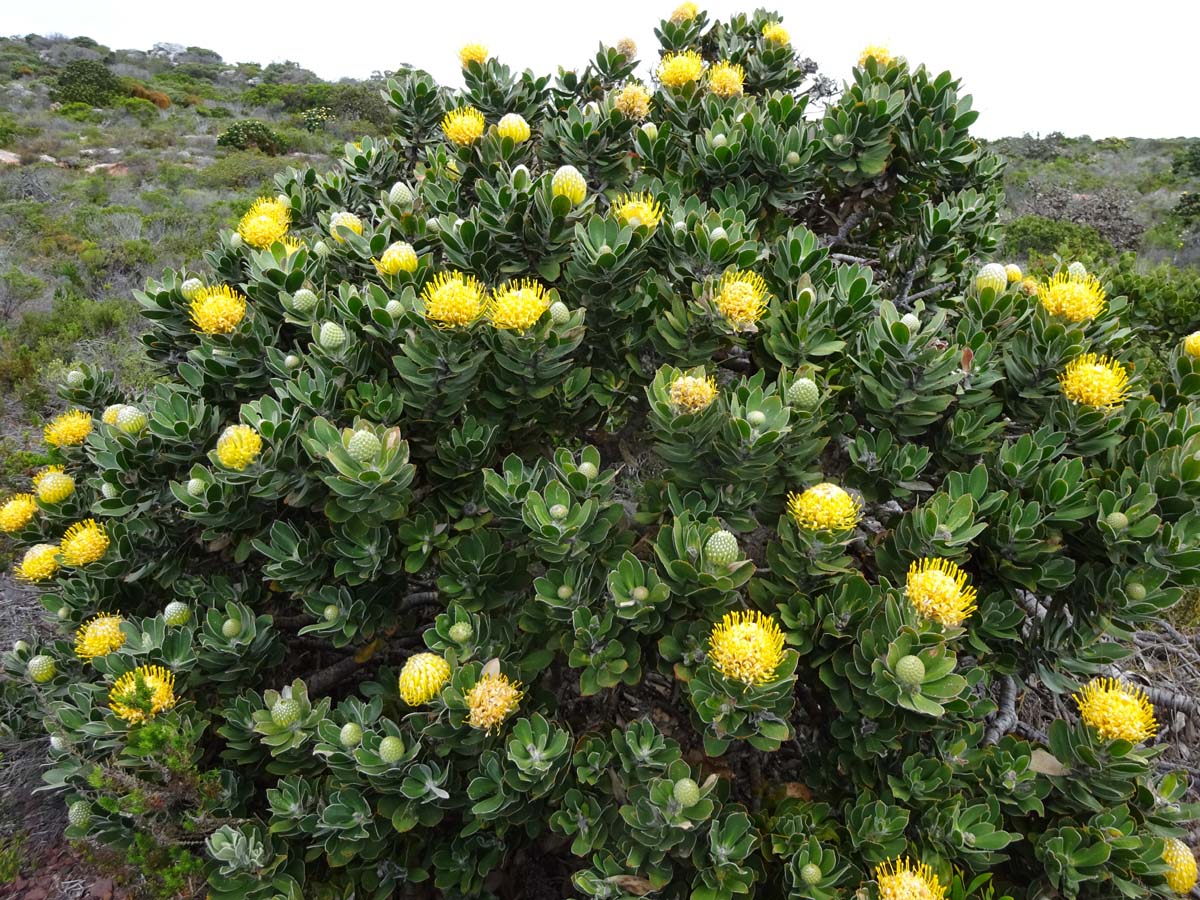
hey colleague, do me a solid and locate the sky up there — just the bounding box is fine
[6,0,1198,140]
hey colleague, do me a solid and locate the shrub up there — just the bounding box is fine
[128,83,172,109]
[1002,214,1115,260]
[116,96,160,126]
[4,9,1199,900]
[52,58,120,106]
[216,119,285,155]
[1112,253,1200,333]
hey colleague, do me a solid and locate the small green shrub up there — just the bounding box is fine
[216,119,284,155]
[116,96,160,126]
[1112,253,1200,333]
[56,101,102,123]
[1002,214,1114,260]
[52,59,120,106]
[198,150,284,190]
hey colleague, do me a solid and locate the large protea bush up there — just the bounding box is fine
[3,5,1199,899]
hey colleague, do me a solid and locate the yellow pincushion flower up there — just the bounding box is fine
[44,409,93,448]
[33,466,75,504]
[1037,272,1107,322]
[16,543,59,582]
[614,82,651,120]
[488,279,551,331]
[1183,332,1200,358]
[216,424,263,471]
[552,166,587,206]
[875,858,948,900]
[190,284,247,335]
[859,45,894,67]
[707,60,745,98]
[1005,263,1023,283]
[613,192,663,230]
[0,493,38,532]
[658,51,705,89]
[373,241,419,276]
[714,270,769,330]
[708,610,785,686]
[669,374,718,413]
[787,483,861,532]
[762,21,790,46]
[108,664,177,724]
[669,1,699,22]
[398,652,452,706]
[1058,354,1131,410]
[465,672,522,732]
[59,519,110,567]
[1073,677,1158,743]
[459,43,489,67]
[421,271,485,328]
[75,613,126,661]
[236,197,290,249]
[496,113,531,143]
[1162,837,1197,894]
[279,236,306,256]
[442,107,486,147]
[905,558,978,627]
[329,211,364,242]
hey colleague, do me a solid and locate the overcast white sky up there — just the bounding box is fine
[7,0,1198,139]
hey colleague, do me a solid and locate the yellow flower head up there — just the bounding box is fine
[496,112,531,143]
[60,519,110,567]
[216,424,263,471]
[329,211,364,242]
[875,858,948,900]
[714,270,769,330]
[398,652,452,706]
[0,493,38,532]
[421,271,485,328]
[859,45,894,67]
[1037,272,1107,322]
[762,21,790,46]
[1163,837,1197,894]
[614,82,652,120]
[33,466,75,505]
[109,664,177,724]
[488,279,551,331]
[1005,263,1023,283]
[279,236,306,256]
[658,51,705,90]
[190,284,247,335]
[75,613,126,661]
[1059,354,1130,410]
[787,483,861,532]
[905,557,978,627]
[708,610,785,686]
[669,374,718,413]
[551,165,587,206]
[613,192,663,230]
[707,60,745,98]
[373,241,419,276]
[236,197,290,249]
[1073,677,1158,743]
[465,671,522,732]
[442,106,486,147]
[669,1,699,23]
[44,409,93,448]
[459,43,489,67]
[1183,332,1200,358]
[16,543,59,582]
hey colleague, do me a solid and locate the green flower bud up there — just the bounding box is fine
[631,585,650,602]
[448,622,474,643]
[339,722,363,747]
[28,655,56,683]
[346,429,381,463]
[388,182,414,209]
[577,461,598,479]
[323,605,340,622]
[284,354,301,370]
[641,121,658,141]
[549,503,569,520]
[221,618,242,639]
[186,477,207,498]
[672,777,700,808]
[318,321,347,350]
[705,530,739,566]
[1126,582,1147,601]
[895,654,926,689]
[229,232,244,249]
[180,278,204,301]
[292,288,318,313]
[786,150,801,166]
[747,410,766,427]
[1105,511,1129,530]
[66,369,86,386]
[556,584,574,600]
[549,301,570,324]
[270,698,301,728]
[710,226,727,242]
[801,863,823,886]
[164,601,191,626]
[1067,261,1087,279]
[12,639,29,653]
[67,800,91,828]
[385,299,403,317]
[710,133,727,148]
[379,735,405,764]
[100,483,118,500]
[787,377,820,409]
